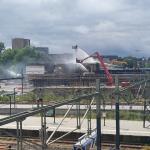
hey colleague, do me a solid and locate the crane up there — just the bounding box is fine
[73,45,113,85]
[74,46,131,87]
[77,51,113,86]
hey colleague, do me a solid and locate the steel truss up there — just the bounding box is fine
[0,92,98,150]
[0,78,150,150]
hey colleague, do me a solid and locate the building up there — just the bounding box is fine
[12,38,30,49]
[26,64,45,75]
[49,53,75,64]
[35,47,49,55]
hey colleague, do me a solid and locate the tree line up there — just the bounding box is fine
[0,42,41,66]
[0,41,149,68]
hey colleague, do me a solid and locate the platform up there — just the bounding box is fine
[0,115,149,137]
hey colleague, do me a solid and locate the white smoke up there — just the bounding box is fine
[76,63,88,72]
[7,70,21,77]
[75,47,97,64]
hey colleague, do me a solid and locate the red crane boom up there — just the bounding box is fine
[80,52,113,86]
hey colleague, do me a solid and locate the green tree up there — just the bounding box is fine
[0,48,14,64]
[13,47,40,64]
[0,46,41,65]
[123,56,137,68]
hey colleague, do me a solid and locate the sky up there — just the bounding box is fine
[0,0,150,57]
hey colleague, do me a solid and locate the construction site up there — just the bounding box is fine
[0,46,149,150]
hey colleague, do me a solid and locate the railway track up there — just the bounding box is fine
[102,143,143,149]
[58,140,144,150]
[0,137,148,150]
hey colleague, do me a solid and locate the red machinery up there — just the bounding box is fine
[78,52,113,86]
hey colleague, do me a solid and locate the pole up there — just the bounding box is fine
[143,99,146,128]
[103,99,106,127]
[40,98,47,150]
[96,79,101,150]
[53,108,55,124]
[20,121,23,150]
[76,101,81,129]
[14,88,16,108]
[21,69,23,95]
[115,76,120,150]
[104,116,106,126]
[16,121,19,150]
[43,109,47,149]
[87,99,91,135]
[9,96,11,116]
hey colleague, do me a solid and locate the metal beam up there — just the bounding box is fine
[46,105,73,144]
[0,77,23,80]
[0,92,98,126]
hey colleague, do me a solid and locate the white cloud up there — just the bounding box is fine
[0,0,150,57]
[94,21,116,32]
[74,25,89,34]
[77,0,121,14]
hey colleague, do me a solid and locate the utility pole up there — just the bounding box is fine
[9,96,12,116]
[96,79,101,150]
[41,99,47,150]
[16,119,25,150]
[14,88,16,108]
[115,76,120,150]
